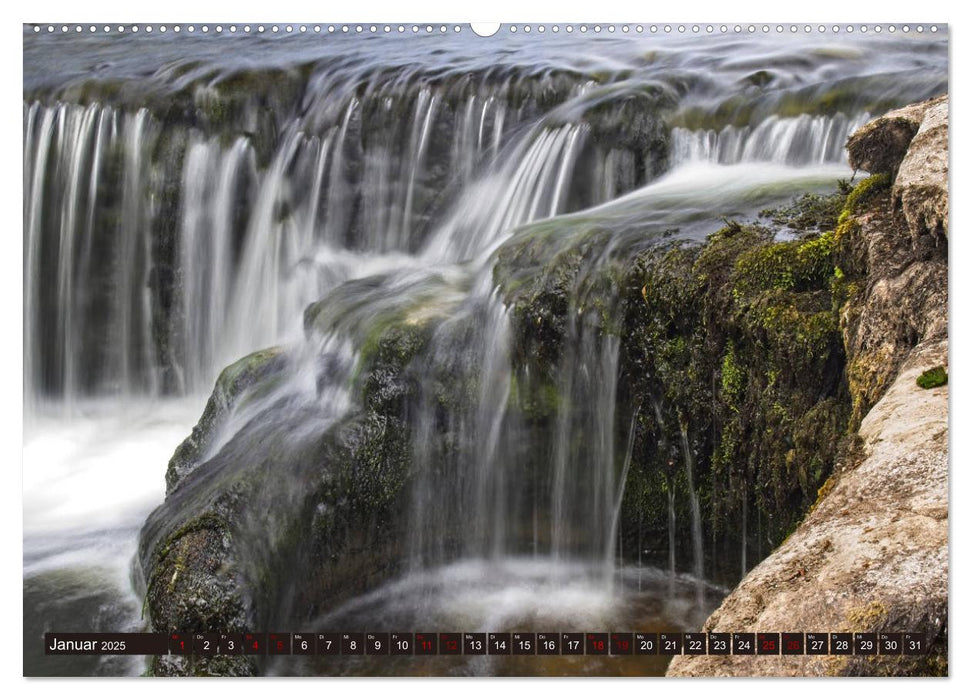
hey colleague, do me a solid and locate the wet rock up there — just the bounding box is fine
[494,208,852,579]
[667,339,948,677]
[142,517,256,677]
[166,347,286,494]
[140,317,431,675]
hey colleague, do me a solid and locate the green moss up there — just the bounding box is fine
[670,96,756,131]
[216,347,284,393]
[720,344,745,408]
[509,372,561,421]
[834,216,861,244]
[667,81,906,133]
[358,317,429,374]
[614,215,850,565]
[843,173,890,216]
[916,366,948,389]
[731,229,835,298]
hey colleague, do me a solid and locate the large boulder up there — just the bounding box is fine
[138,316,434,676]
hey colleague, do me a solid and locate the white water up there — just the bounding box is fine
[24,400,203,572]
[23,398,205,674]
[671,112,872,166]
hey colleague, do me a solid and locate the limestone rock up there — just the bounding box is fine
[840,205,947,425]
[846,96,943,175]
[893,97,949,241]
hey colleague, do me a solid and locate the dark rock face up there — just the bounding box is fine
[668,97,948,677]
[493,204,853,583]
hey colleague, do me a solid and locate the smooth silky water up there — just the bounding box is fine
[22,27,947,675]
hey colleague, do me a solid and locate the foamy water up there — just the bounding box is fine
[23,399,202,675]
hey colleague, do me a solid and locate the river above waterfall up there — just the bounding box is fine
[23,26,947,676]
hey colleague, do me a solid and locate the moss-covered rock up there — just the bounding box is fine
[492,192,852,582]
[669,99,949,678]
[758,188,848,233]
[140,313,435,674]
[842,174,891,216]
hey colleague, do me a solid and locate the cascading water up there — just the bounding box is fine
[23,28,947,676]
[670,112,872,166]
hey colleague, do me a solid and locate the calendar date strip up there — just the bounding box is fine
[45,631,930,656]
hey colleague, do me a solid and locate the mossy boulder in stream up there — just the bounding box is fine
[138,314,437,675]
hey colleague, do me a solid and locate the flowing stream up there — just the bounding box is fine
[22,27,947,675]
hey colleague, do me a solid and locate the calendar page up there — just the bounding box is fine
[23,20,948,678]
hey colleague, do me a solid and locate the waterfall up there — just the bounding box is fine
[606,404,641,581]
[679,420,705,606]
[176,136,254,392]
[550,308,622,565]
[421,123,588,263]
[24,102,160,405]
[24,29,950,676]
[22,76,624,405]
[671,112,872,166]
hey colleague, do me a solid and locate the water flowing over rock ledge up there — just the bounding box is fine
[668,96,948,677]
